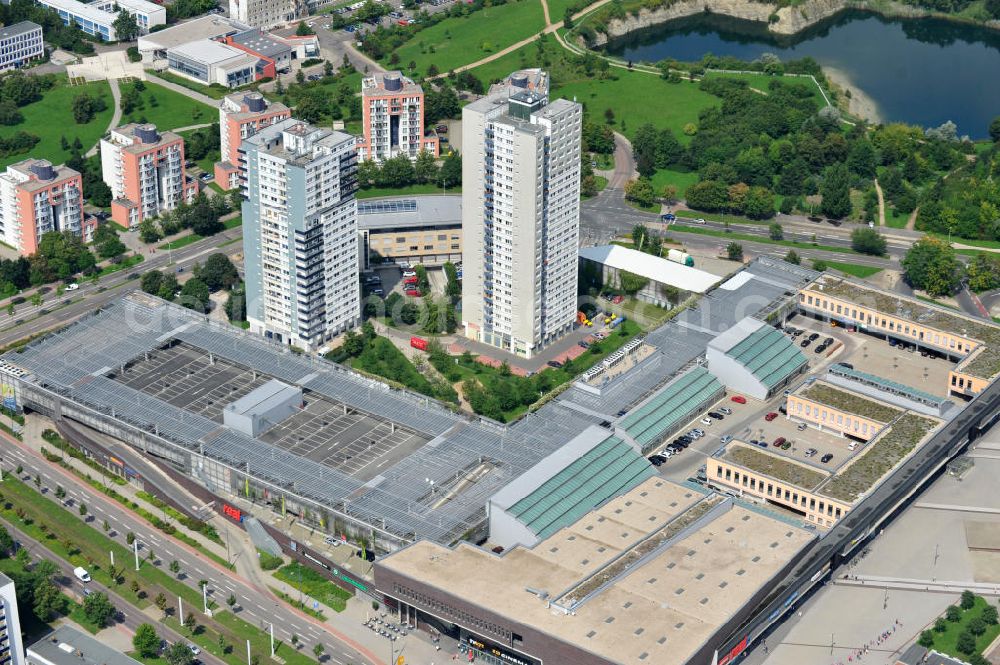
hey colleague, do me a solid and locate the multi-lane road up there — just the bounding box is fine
[0,438,379,665]
[0,226,244,348]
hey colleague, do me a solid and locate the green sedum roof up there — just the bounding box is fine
[506,436,656,540]
[620,367,724,447]
[725,325,807,389]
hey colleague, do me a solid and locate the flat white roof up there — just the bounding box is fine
[37,0,115,25]
[139,15,248,51]
[102,0,163,14]
[578,244,719,294]
[167,38,252,65]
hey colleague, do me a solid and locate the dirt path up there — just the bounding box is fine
[905,207,919,231]
[873,177,886,227]
[86,77,121,158]
[435,0,617,78]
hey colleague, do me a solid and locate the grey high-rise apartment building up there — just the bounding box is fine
[0,573,24,665]
[242,118,360,350]
[460,70,582,358]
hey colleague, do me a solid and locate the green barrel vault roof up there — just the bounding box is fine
[619,367,724,447]
[506,435,656,541]
[725,325,807,389]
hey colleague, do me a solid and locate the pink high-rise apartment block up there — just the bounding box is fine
[214,92,291,190]
[0,159,83,255]
[358,71,439,163]
[101,123,198,229]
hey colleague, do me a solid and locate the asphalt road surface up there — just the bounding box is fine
[0,226,244,348]
[0,439,378,665]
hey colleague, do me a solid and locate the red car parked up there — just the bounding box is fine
[730,395,747,404]
[764,412,778,422]
[405,288,422,297]
[772,436,786,447]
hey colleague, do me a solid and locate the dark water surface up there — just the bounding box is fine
[604,11,1000,137]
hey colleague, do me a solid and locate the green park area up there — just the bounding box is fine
[357,182,459,199]
[150,71,232,100]
[274,563,352,613]
[384,0,546,76]
[119,81,216,131]
[0,76,114,169]
[918,592,1000,663]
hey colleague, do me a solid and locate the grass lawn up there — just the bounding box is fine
[274,563,351,613]
[704,71,826,106]
[120,81,216,131]
[357,183,459,199]
[386,0,545,76]
[650,168,699,196]
[925,596,1000,659]
[178,129,220,173]
[97,254,144,278]
[823,261,883,278]
[159,216,242,250]
[885,208,909,228]
[0,76,114,169]
[625,198,659,213]
[558,76,716,146]
[545,0,599,18]
[150,71,231,100]
[582,175,608,199]
[670,223,856,254]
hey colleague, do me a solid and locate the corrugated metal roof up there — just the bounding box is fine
[506,435,655,540]
[620,367,724,446]
[725,326,806,389]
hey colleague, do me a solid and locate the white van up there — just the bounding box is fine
[74,567,91,583]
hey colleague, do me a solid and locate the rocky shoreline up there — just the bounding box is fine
[588,0,999,46]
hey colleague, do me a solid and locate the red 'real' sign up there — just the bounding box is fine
[223,504,242,521]
[718,636,748,665]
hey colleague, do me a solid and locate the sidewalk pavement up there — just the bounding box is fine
[23,414,454,665]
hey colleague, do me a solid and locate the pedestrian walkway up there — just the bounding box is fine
[837,574,1000,595]
[145,73,220,107]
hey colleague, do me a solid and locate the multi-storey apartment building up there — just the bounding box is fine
[0,22,43,72]
[227,0,303,30]
[0,573,24,665]
[242,118,360,350]
[357,72,438,162]
[0,159,83,255]
[100,124,198,229]
[214,92,291,190]
[460,72,582,358]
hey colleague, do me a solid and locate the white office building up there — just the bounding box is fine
[228,0,303,30]
[242,118,361,351]
[0,22,43,72]
[0,573,24,665]
[36,0,164,40]
[460,72,582,358]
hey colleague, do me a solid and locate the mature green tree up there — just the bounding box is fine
[956,631,976,655]
[83,591,116,628]
[295,20,314,36]
[685,180,728,212]
[982,604,999,625]
[768,223,784,240]
[0,525,13,557]
[164,642,194,665]
[133,623,160,658]
[820,163,852,219]
[902,236,963,297]
[196,253,239,291]
[947,605,962,622]
[414,150,438,184]
[158,273,179,301]
[138,218,162,244]
[989,115,1000,143]
[850,227,887,256]
[726,242,744,262]
[225,284,246,322]
[967,252,1000,292]
[847,139,878,179]
[743,186,775,219]
[113,9,139,41]
[179,278,210,312]
[624,178,655,208]
[784,250,800,265]
[438,151,461,187]
[918,630,934,648]
[32,578,63,622]
[962,590,977,610]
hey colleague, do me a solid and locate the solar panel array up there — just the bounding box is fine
[358,199,418,215]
